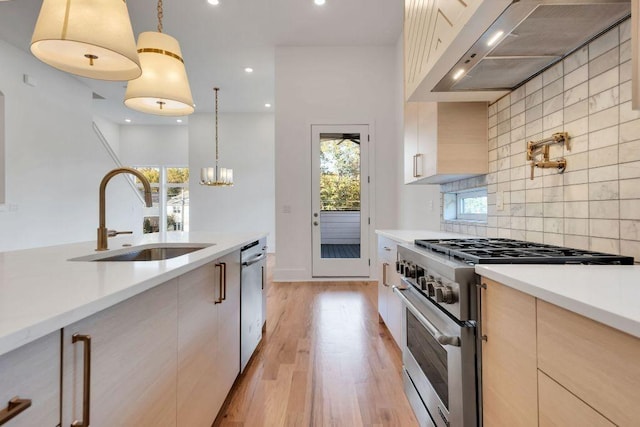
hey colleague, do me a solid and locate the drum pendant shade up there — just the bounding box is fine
[30,0,141,81]
[124,31,195,116]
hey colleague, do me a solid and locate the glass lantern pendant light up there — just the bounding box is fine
[200,88,233,186]
[124,0,194,116]
[30,0,141,80]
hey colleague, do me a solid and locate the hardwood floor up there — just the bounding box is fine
[215,256,418,427]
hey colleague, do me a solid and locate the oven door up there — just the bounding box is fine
[394,285,477,427]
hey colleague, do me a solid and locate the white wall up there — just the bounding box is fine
[189,112,276,250]
[0,40,140,251]
[120,125,188,166]
[274,46,399,281]
[393,35,442,230]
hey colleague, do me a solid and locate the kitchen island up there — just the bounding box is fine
[476,264,640,426]
[0,231,266,427]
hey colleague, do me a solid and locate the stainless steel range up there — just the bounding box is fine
[394,238,633,427]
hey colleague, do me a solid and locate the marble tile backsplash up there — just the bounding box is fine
[441,19,640,261]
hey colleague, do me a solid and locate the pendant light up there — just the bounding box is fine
[124,0,194,116]
[200,88,233,186]
[30,0,141,80]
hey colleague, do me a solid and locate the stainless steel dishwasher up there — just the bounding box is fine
[240,238,267,372]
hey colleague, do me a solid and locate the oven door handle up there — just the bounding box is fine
[393,286,461,347]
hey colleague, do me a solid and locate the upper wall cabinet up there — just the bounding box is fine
[404,101,488,184]
[404,0,510,102]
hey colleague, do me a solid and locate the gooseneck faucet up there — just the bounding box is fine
[97,167,153,251]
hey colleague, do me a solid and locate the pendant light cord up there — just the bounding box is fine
[214,87,220,165]
[157,0,163,33]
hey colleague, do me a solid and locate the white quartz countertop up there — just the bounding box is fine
[375,229,475,244]
[476,264,640,338]
[0,231,266,356]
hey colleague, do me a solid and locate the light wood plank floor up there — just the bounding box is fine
[215,256,419,427]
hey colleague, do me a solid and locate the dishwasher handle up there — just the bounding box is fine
[242,253,266,267]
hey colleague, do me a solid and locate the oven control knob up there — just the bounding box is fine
[426,281,437,297]
[417,276,427,290]
[416,267,425,278]
[406,265,416,278]
[396,260,402,274]
[435,286,456,304]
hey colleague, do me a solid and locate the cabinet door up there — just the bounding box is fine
[538,370,614,427]
[0,332,59,427]
[215,250,241,404]
[62,281,178,427]
[537,300,640,426]
[177,263,220,427]
[480,278,537,427]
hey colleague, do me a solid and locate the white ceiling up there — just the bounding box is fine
[0,0,403,125]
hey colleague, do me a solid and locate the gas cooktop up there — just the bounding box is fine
[414,238,634,265]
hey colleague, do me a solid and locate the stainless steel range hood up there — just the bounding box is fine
[412,0,630,101]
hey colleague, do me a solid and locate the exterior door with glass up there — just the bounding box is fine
[311,124,369,277]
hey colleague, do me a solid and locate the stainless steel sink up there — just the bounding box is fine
[94,246,204,261]
[69,243,213,262]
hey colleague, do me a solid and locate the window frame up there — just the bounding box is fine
[444,187,488,223]
[456,188,488,221]
[134,165,189,233]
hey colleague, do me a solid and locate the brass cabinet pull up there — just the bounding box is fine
[0,397,32,425]
[221,262,227,301]
[71,334,91,427]
[412,153,423,177]
[382,262,389,287]
[214,263,224,304]
[412,154,417,177]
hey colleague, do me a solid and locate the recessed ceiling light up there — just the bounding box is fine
[265,103,271,108]
[487,30,504,47]
[452,69,465,80]
[207,0,219,5]
[177,119,183,123]
[314,0,326,5]
[244,67,254,73]
[125,118,131,123]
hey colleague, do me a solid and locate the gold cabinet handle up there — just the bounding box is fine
[413,153,423,177]
[0,397,32,425]
[382,262,389,287]
[214,263,224,304]
[221,262,227,301]
[412,154,417,177]
[71,334,91,427]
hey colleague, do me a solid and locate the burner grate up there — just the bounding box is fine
[414,238,634,265]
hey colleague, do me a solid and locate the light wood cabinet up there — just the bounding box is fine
[61,280,179,427]
[538,370,614,427]
[0,331,60,427]
[480,276,640,426]
[480,278,537,427]
[376,235,402,347]
[404,102,488,184]
[537,300,640,426]
[177,250,241,427]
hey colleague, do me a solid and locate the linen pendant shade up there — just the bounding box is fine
[30,0,141,81]
[124,31,194,116]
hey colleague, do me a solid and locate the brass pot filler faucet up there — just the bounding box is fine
[526,132,570,180]
[96,167,153,251]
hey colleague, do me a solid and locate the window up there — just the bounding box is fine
[134,166,189,233]
[444,188,487,222]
